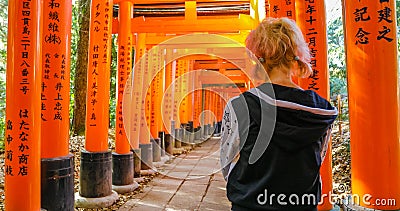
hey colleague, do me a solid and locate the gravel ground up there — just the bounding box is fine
[0,124,352,210]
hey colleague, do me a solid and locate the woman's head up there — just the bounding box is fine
[246,17,312,78]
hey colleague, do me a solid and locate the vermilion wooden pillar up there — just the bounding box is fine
[112,0,136,192]
[186,63,195,143]
[343,0,400,209]
[178,60,189,139]
[156,67,164,135]
[148,44,163,162]
[173,59,185,148]
[267,0,296,19]
[266,0,298,84]
[178,60,190,144]
[41,0,74,210]
[195,71,203,140]
[155,60,164,157]
[5,0,42,210]
[77,0,116,207]
[128,33,147,176]
[162,59,176,154]
[130,33,146,150]
[139,41,153,170]
[41,0,71,158]
[295,0,332,210]
[85,0,112,152]
[115,0,132,155]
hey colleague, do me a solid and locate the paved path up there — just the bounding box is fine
[118,137,231,211]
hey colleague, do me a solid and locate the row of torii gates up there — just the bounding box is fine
[4,0,399,210]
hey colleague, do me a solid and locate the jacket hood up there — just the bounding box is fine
[234,83,337,154]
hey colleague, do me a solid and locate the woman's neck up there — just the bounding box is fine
[267,68,303,90]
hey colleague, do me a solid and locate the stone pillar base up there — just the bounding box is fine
[151,138,161,162]
[112,152,133,186]
[131,149,141,177]
[75,191,118,209]
[139,143,153,170]
[41,154,74,211]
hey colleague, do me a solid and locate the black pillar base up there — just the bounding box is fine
[187,121,194,143]
[158,131,165,157]
[131,149,141,177]
[175,128,182,148]
[139,143,153,170]
[41,154,74,211]
[217,121,222,134]
[194,126,200,142]
[164,134,174,155]
[151,138,161,162]
[112,152,133,186]
[180,128,188,146]
[208,124,212,135]
[203,125,208,138]
[80,151,112,198]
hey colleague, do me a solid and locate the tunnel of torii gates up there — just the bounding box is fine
[3,0,399,210]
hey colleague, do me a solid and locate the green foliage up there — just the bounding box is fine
[0,0,7,151]
[327,15,347,98]
[69,1,81,123]
[326,4,348,121]
[397,0,400,56]
[109,35,118,128]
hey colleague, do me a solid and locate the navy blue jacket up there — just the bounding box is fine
[220,83,337,211]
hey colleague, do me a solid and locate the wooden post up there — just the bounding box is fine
[130,33,146,150]
[154,57,164,157]
[186,62,195,143]
[128,33,147,176]
[77,0,116,206]
[5,0,42,210]
[266,0,298,84]
[295,0,332,210]
[41,0,71,158]
[148,44,163,162]
[178,60,189,128]
[41,0,74,210]
[138,41,153,169]
[343,0,400,209]
[85,0,113,152]
[149,45,162,140]
[162,58,175,154]
[115,0,132,155]
[267,0,296,19]
[112,0,135,191]
[156,66,164,134]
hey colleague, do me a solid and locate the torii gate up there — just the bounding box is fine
[4,0,399,210]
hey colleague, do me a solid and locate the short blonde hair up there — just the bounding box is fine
[246,17,312,78]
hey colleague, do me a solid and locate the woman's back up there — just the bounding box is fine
[222,83,337,210]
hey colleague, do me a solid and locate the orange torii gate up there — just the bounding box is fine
[113,0,256,173]
[5,1,42,210]
[343,0,399,210]
[40,0,74,210]
[112,0,137,195]
[295,0,333,210]
[75,0,119,208]
[4,0,400,210]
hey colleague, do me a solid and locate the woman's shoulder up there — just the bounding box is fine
[253,83,334,110]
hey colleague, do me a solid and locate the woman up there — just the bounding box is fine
[220,17,337,211]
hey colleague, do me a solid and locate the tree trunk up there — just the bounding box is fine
[72,0,90,135]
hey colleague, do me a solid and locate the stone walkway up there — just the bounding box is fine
[118,137,231,211]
